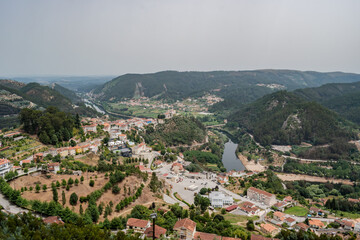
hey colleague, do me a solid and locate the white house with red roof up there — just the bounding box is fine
[126,218,150,233]
[0,159,12,177]
[83,124,97,133]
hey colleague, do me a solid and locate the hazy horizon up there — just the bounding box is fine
[1,0,359,76]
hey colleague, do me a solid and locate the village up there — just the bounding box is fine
[1,114,360,240]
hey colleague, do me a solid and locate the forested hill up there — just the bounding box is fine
[50,83,82,103]
[293,81,360,125]
[0,80,99,119]
[93,70,360,102]
[227,91,357,146]
[142,116,207,146]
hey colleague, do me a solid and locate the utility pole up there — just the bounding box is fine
[150,213,157,240]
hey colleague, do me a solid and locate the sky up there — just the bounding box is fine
[0,0,359,76]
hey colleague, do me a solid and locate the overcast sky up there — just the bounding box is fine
[0,0,359,76]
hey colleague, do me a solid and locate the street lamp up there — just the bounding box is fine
[150,213,157,240]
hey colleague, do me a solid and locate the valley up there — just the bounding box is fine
[1,70,360,240]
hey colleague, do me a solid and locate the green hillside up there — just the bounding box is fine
[94,70,360,104]
[227,91,357,146]
[51,83,82,103]
[294,81,360,124]
[142,116,207,146]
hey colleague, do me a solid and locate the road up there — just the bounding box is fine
[0,191,28,214]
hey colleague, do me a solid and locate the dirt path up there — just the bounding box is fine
[238,153,266,172]
[276,173,354,185]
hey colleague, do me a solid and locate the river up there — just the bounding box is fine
[83,99,106,114]
[221,140,246,171]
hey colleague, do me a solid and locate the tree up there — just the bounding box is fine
[221,208,226,215]
[112,185,120,194]
[62,179,66,188]
[79,204,83,215]
[80,176,84,183]
[75,178,79,186]
[52,187,58,202]
[89,180,95,187]
[199,188,208,195]
[62,190,66,206]
[42,184,47,192]
[68,178,74,186]
[70,193,78,206]
[35,184,40,193]
[246,220,255,231]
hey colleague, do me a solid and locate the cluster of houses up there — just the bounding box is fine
[126,217,270,240]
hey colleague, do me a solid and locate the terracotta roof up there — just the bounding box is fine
[194,232,221,240]
[261,223,278,234]
[273,211,285,219]
[226,205,238,212]
[248,187,273,198]
[309,219,324,228]
[43,216,64,225]
[251,235,279,240]
[222,237,241,240]
[285,217,295,223]
[295,222,309,231]
[173,218,196,232]
[342,220,354,228]
[48,162,60,166]
[127,218,149,228]
[144,225,167,238]
[242,201,255,208]
[0,159,10,165]
[284,196,292,202]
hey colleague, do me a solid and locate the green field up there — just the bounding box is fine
[224,213,258,224]
[284,206,308,216]
[333,211,360,219]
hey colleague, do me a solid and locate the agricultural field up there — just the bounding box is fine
[1,137,46,161]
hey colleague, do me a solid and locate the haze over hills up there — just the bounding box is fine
[93,70,360,103]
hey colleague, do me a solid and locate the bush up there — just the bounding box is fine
[112,185,120,194]
[89,180,95,187]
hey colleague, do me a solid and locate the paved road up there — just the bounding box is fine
[0,192,28,214]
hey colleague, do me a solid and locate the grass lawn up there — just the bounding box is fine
[333,211,360,219]
[284,206,308,216]
[206,163,220,171]
[224,213,258,224]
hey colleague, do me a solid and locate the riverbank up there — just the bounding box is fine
[238,153,266,172]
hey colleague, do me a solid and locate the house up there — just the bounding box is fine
[208,191,233,208]
[144,224,167,239]
[354,222,360,232]
[173,218,197,240]
[83,124,97,133]
[283,196,293,203]
[171,162,184,173]
[294,222,310,232]
[309,207,323,216]
[217,175,229,184]
[260,223,279,235]
[57,148,69,157]
[309,219,325,229]
[132,143,148,155]
[338,219,354,230]
[284,217,296,227]
[273,211,286,222]
[240,202,260,216]
[153,160,164,168]
[272,201,289,212]
[126,218,151,233]
[0,159,12,177]
[226,205,238,212]
[68,147,76,156]
[43,216,64,225]
[247,187,277,206]
[194,232,221,240]
[20,159,32,166]
[48,162,60,173]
